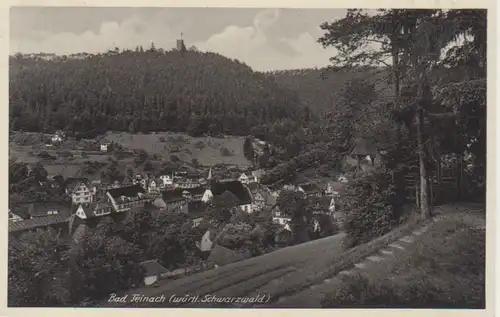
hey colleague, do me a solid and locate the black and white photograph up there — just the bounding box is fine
[8,5,490,310]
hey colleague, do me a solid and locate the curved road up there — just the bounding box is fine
[102,232,346,308]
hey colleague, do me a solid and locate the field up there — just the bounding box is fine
[9,131,252,179]
[104,131,251,167]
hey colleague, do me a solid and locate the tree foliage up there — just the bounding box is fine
[8,229,71,307]
[9,50,309,136]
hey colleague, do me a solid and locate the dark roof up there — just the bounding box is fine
[78,201,113,218]
[162,188,187,203]
[27,202,72,218]
[193,221,216,240]
[9,214,70,233]
[207,244,245,266]
[140,260,170,277]
[210,181,252,205]
[108,184,145,199]
[186,201,208,218]
[300,183,324,195]
[261,191,277,206]
[65,177,90,191]
[329,182,348,195]
[247,183,259,192]
[10,204,31,220]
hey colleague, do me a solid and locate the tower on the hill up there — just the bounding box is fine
[177,33,187,56]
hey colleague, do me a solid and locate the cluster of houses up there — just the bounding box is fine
[9,160,349,287]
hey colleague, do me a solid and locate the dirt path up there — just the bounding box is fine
[270,203,485,308]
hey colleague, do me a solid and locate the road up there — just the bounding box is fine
[99,202,485,308]
[101,231,347,308]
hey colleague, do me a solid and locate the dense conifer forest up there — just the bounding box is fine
[9,48,312,137]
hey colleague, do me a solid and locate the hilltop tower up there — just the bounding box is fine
[176,33,187,56]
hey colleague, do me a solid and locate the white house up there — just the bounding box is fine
[106,184,148,213]
[238,172,258,185]
[75,201,114,219]
[160,174,174,187]
[194,222,215,252]
[51,131,65,143]
[202,181,254,213]
[65,178,94,205]
[8,209,23,222]
[201,189,213,203]
[251,170,265,183]
[148,179,160,195]
[140,260,171,286]
[238,173,250,184]
[100,143,109,152]
[337,175,348,183]
[272,208,292,227]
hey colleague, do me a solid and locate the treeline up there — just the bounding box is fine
[261,149,329,185]
[9,48,311,137]
[266,66,391,113]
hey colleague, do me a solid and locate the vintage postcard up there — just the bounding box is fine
[3,0,496,316]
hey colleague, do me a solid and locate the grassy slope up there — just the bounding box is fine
[321,206,486,308]
[9,131,252,179]
[104,131,250,167]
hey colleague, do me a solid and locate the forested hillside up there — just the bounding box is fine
[9,49,311,137]
[265,67,393,113]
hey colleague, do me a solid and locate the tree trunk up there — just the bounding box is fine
[416,106,431,219]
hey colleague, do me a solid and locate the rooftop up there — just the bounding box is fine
[140,260,171,277]
[210,181,252,205]
[9,214,70,233]
[108,184,146,199]
[207,244,246,267]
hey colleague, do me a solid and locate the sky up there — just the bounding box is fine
[10,7,347,71]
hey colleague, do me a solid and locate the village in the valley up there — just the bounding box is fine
[9,129,353,284]
[8,7,487,309]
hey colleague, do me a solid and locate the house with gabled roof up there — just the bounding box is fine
[74,200,114,219]
[351,138,378,169]
[65,177,94,205]
[298,182,324,197]
[180,200,209,227]
[9,212,71,237]
[207,244,246,268]
[270,205,292,228]
[193,221,216,253]
[202,180,254,213]
[140,260,171,286]
[106,184,149,213]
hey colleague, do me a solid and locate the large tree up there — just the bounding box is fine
[8,229,71,307]
[319,9,487,219]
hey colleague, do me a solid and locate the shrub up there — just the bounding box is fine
[191,158,199,166]
[170,145,181,153]
[194,141,205,150]
[170,155,180,162]
[159,137,166,142]
[220,147,233,157]
[339,167,403,249]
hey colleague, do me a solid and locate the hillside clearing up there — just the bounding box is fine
[102,132,251,168]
